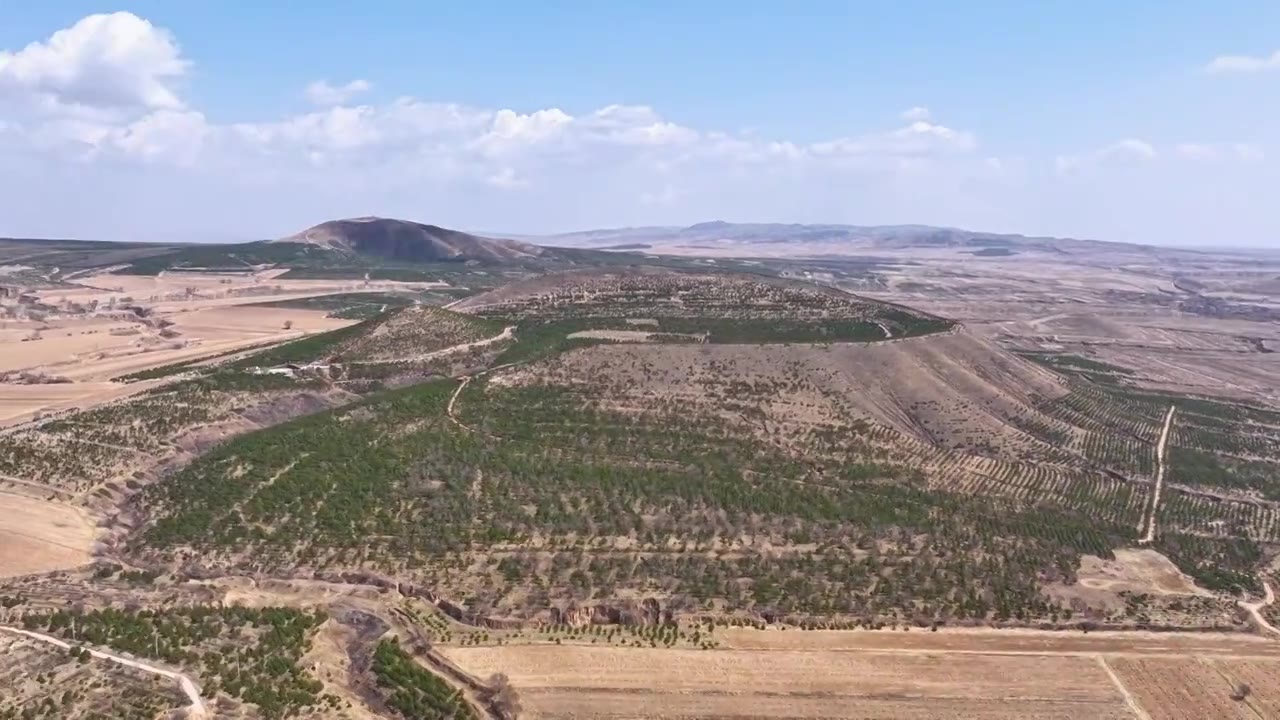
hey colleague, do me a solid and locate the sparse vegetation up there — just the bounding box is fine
[372,638,479,719]
[20,606,328,719]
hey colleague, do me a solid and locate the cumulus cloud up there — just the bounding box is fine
[1205,50,1280,73]
[2,12,1274,247]
[304,79,372,106]
[0,12,188,113]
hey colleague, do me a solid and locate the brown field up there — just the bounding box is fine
[0,269,447,423]
[444,644,1133,719]
[0,380,160,426]
[0,492,95,578]
[1109,657,1280,720]
[443,629,1280,719]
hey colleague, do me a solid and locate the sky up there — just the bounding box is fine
[0,2,1278,246]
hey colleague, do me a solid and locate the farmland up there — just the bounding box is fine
[2,246,1280,719]
[441,628,1280,720]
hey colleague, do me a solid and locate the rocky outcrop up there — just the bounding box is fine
[549,598,671,628]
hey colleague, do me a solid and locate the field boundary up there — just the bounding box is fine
[1095,654,1152,720]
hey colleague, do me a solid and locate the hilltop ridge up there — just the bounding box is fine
[278,216,546,264]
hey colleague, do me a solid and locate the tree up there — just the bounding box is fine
[487,673,521,719]
[283,320,294,330]
[1231,683,1252,701]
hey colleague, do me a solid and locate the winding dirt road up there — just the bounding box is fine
[1139,405,1176,544]
[0,624,206,716]
[1240,577,1280,637]
[352,325,515,365]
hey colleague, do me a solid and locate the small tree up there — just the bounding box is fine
[283,320,294,330]
[488,672,521,719]
[1231,683,1252,702]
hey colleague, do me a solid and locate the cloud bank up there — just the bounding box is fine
[0,13,1275,247]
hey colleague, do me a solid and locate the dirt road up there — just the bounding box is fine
[0,624,206,716]
[1240,577,1280,636]
[1139,405,1176,544]
[352,325,515,365]
[1095,655,1153,720]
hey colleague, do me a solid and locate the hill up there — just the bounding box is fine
[278,217,547,264]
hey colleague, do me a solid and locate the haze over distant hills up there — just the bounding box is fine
[523,221,1165,256]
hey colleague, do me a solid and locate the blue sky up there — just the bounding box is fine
[1,2,1278,245]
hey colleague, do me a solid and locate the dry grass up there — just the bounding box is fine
[1109,657,1280,720]
[442,627,1280,719]
[0,381,159,427]
[503,328,1071,469]
[443,644,1135,719]
[337,305,502,362]
[1044,549,1214,614]
[0,492,95,578]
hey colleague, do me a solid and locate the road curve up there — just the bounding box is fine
[0,624,206,716]
[1240,578,1280,637]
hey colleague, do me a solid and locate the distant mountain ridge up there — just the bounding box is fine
[533,221,1171,256]
[278,217,546,263]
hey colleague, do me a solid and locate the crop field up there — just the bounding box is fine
[439,641,1137,719]
[435,626,1280,719]
[1109,657,1280,720]
[0,493,95,578]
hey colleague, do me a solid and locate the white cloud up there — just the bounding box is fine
[486,167,527,189]
[1055,139,1156,174]
[1175,142,1264,162]
[1205,50,1280,74]
[809,120,976,159]
[304,79,371,106]
[0,12,187,113]
[2,13,1276,247]
[901,106,931,122]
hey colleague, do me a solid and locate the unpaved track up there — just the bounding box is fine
[1241,577,1280,636]
[1095,655,1152,720]
[1139,405,1176,544]
[0,624,206,716]
[446,360,521,437]
[447,376,477,433]
[352,325,515,365]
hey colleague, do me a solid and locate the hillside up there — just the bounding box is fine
[85,266,1270,630]
[279,217,547,264]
